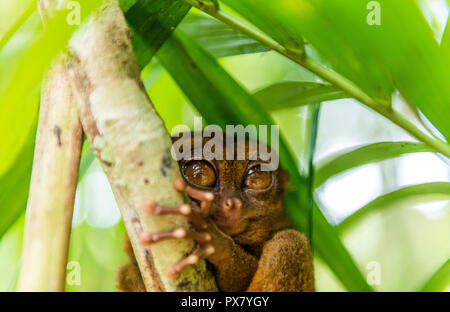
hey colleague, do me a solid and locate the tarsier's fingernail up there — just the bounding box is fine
[173,178,185,191]
[204,192,214,201]
[197,191,214,202]
[143,199,157,214]
[173,228,187,238]
[166,266,178,278]
[139,232,153,245]
[204,233,212,241]
[205,245,215,256]
[179,204,191,215]
[188,255,199,264]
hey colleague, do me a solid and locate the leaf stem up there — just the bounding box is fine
[184,0,450,157]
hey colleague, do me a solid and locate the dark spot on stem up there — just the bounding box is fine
[53,125,62,147]
[125,28,132,40]
[160,149,172,177]
[177,280,191,288]
[102,160,112,167]
[120,41,128,52]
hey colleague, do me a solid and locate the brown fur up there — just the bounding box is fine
[247,230,314,292]
[115,236,145,292]
[116,132,314,291]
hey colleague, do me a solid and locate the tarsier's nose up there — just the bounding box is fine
[216,197,242,229]
[222,197,242,212]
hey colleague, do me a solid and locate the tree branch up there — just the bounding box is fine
[66,0,216,291]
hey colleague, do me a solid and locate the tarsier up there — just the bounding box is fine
[116,132,314,292]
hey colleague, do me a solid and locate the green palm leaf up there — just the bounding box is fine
[315,142,432,188]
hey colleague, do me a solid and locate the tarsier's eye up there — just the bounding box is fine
[245,165,272,190]
[183,161,216,188]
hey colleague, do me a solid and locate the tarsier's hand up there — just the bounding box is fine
[138,178,225,278]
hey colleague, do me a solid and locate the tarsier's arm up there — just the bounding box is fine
[116,133,314,292]
[247,229,314,291]
[203,224,314,292]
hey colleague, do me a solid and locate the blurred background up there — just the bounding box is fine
[0,0,449,291]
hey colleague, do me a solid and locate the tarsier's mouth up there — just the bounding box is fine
[212,213,249,236]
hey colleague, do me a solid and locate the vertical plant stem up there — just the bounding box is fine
[18,22,83,293]
[306,103,320,248]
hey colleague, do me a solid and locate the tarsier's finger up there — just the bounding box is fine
[139,228,212,246]
[166,244,215,278]
[174,178,214,216]
[143,199,190,215]
[199,200,212,218]
[143,200,207,230]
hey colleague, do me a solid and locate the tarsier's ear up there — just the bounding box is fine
[171,132,188,144]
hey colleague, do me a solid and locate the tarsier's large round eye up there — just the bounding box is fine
[183,161,216,188]
[245,165,272,190]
